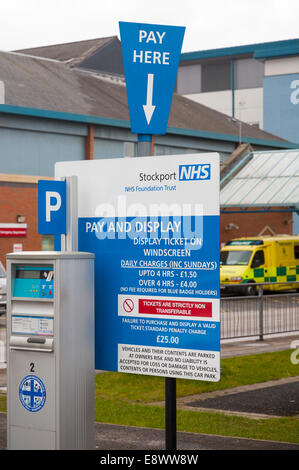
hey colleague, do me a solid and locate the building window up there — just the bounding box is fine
[176,64,202,94]
[201,61,231,92]
[234,58,264,90]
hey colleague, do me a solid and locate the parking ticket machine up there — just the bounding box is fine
[6,251,94,450]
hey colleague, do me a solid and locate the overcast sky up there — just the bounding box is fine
[1,0,298,52]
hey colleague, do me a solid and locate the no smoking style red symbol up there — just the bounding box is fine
[123,298,134,313]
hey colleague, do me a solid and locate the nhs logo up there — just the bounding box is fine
[179,164,211,181]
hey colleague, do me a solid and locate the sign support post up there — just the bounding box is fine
[137,134,152,158]
[63,176,78,252]
[137,133,177,450]
[165,377,177,450]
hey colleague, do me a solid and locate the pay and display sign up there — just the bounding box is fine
[56,153,220,382]
[119,21,185,135]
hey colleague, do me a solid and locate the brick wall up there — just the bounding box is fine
[0,180,43,267]
[220,207,293,245]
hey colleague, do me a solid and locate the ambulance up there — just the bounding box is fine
[220,236,299,295]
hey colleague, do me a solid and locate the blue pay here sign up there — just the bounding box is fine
[56,154,220,381]
[119,21,185,135]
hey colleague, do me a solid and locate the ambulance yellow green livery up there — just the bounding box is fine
[220,236,299,295]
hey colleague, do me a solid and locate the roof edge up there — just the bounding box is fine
[220,151,254,189]
[14,36,118,54]
[181,38,299,62]
[166,125,298,149]
[0,103,131,129]
[0,104,297,149]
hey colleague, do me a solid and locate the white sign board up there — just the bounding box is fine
[56,153,220,381]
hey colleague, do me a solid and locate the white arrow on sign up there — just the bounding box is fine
[143,73,156,125]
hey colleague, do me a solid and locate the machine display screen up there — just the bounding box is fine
[16,269,43,279]
[13,265,54,298]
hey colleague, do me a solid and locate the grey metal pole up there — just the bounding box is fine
[57,175,78,252]
[165,377,177,450]
[258,284,264,341]
[137,132,177,451]
[137,134,152,157]
[65,175,78,252]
